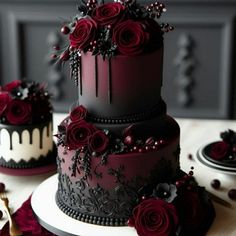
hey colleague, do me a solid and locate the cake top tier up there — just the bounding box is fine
[54,0,173,85]
[0,80,52,125]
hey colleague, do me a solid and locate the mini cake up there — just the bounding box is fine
[0,80,55,169]
[54,1,215,235]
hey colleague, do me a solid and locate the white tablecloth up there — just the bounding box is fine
[0,113,236,235]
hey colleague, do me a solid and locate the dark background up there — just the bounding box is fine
[0,0,235,119]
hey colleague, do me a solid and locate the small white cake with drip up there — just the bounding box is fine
[0,80,55,169]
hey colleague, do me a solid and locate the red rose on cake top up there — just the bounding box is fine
[2,80,22,92]
[0,80,52,125]
[112,19,150,56]
[92,2,125,27]
[69,18,97,50]
[54,0,172,83]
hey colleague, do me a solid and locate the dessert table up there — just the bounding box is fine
[0,113,236,235]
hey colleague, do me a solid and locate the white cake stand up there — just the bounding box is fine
[31,174,137,236]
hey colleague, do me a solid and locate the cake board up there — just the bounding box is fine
[31,174,138,236]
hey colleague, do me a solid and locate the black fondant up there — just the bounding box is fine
[87,98,166,124]
[95,55,98,97]
[108,58,112,104]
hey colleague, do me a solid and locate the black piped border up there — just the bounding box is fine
[0,143,57,169]
[55,191,128,226]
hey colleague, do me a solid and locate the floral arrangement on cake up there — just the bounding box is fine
[52,0,173,84]
[127,170,215,236]
[57,104,169,177]
[0,80,52,125]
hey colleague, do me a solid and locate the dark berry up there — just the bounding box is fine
[50,54,57,59]
[188,153,193,160]
[210,179,221,189]
[0,210,3,220]
[0,183,5,193]
[228,189,236,200]
[188,170,194,176]
[145,137,155,146]
[124,135,134,146]
[53,45,60,50]
[61,26,70,35]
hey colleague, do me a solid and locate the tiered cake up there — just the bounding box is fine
[0,80,55,169]
[55,1,215,235]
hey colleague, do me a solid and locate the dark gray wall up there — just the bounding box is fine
[0,0,235,118]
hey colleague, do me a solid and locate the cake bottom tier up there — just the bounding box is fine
[56,112,215,235]
[56,134,180,226]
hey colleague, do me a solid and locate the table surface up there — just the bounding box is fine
[0,113,236,235]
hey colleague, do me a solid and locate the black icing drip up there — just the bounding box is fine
[108,58,112,103]
[79,56,83,95]
[95,55,98,97]
[0,116,52,150]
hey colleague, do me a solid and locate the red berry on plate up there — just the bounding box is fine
[188,153,193,160]
[210,179,221,189]
[0,183,5,193]
[228,189,236,200]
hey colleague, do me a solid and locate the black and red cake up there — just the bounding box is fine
[0,80,55,169]
[54,1,215,235]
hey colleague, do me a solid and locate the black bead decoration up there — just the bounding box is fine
[56,192,127,226]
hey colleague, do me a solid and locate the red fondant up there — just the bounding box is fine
[79,48,163,117]
[58,135,179,190]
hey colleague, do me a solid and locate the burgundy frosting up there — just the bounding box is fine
[79,48,163,118]
[58,135,179,190]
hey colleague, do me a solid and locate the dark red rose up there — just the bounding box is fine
[3,80,22,92]
[70,105,87,122]
[92,2,125,27]
[112,20,150,56]
[69,18,97,50]
[0,92,11,116]
[66,120,95,149]
[89,130,109,154]
[5,99,32,125]
[129,198,179,236]
[176,190,205,231]
[210,141,229,160]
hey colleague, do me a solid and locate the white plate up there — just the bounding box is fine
[196,147,236,175]
[31,174,138,236]
[198,143,236,171]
